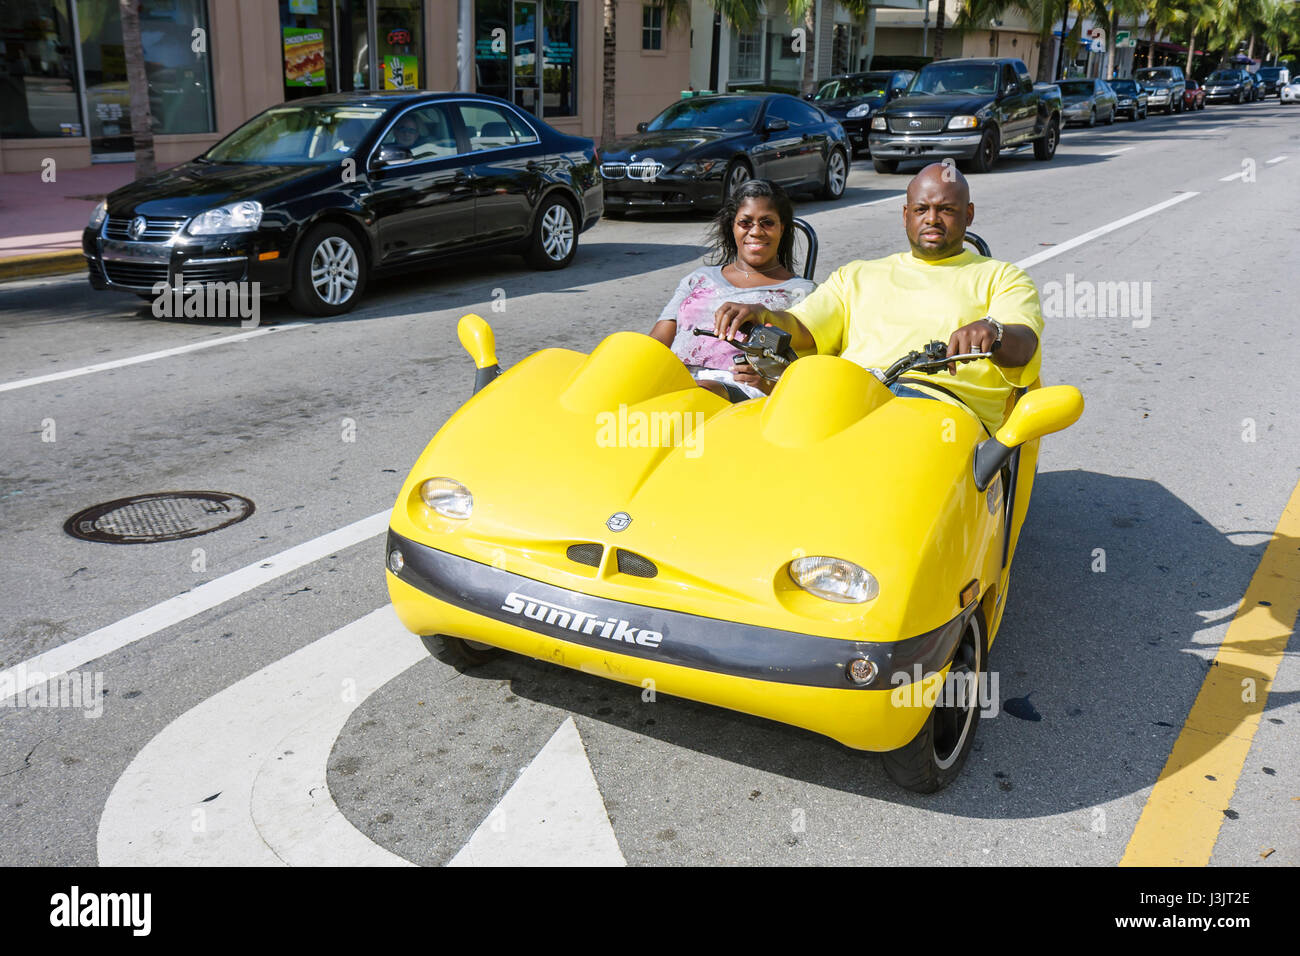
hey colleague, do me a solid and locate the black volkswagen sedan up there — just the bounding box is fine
[598,94,849,217]
[810,70,914,157]
[83,91,602,316]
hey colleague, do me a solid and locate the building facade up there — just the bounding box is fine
[0,0,692,173]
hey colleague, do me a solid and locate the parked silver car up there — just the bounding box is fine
[1135,65,1187,113]
[1058,78,1119,126]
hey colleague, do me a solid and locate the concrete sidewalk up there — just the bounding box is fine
[0,162,150,281]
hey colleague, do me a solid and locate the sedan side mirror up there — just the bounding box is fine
[764,117,790,132]
[636,121,649,133]
[373,145,413,168]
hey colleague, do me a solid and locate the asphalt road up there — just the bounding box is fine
[1,102,1297,867]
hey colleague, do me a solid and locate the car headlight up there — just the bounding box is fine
[420,478,473,519]
[187,200,263,236]
[947,115,979,130]
[870,115,887,130]
[673,159,719,177]
[789,556,878,603]
[846,103,872,118]
[88,200,108,230]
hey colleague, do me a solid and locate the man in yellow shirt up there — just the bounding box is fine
[714,163,1043,433]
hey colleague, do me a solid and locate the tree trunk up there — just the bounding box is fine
[1036,0,1056,82]
[120,0,155,179]
[934,0,946,59]
[801,7,816,95]
[1185,27,1195,74]
[1246,32,1255,60]
[1147,20,1156,67]
[1106,8,1117,78]
[601,0,616,146]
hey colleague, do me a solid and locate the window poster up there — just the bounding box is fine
[284,27,327,87]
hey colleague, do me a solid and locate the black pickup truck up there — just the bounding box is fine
[867,57,1062,174]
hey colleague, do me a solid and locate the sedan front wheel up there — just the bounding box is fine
[819,148,848,200]
[288,223,366,316]
[525,195,578,270]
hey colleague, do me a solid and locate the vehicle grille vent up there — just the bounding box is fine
[888,116,944,133]
[566,543,604,567]
[615,549,658,578]
[104,217,186,241]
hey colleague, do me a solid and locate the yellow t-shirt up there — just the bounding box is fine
[787,249,1044,432]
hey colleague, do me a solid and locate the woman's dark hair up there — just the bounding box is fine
[705,179,796,272]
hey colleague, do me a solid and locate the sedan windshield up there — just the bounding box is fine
[909,65,998,96]
[646,98,761,131]
[1207,70,1240,83]
[1058,80,1095,97]
[1136,69,1174,82]
[815,75,889,99]
[1110,80,1138,94]
[204,105,387,164]
[1258,68,1280,79]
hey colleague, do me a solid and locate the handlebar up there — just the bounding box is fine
[692,324,796,383]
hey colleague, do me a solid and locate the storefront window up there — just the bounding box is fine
[0,0,83,138]
[542,0,574,116]
[476,0,575,117]
[279,0,336,100]
[375,0,422,90]
[140,0,214,135]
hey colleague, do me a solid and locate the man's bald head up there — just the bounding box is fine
[903,161,975,260]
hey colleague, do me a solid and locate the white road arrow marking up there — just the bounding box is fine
[449,716,625,867]
[98,605,422,866]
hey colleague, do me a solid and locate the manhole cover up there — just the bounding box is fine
[64,492,255,544]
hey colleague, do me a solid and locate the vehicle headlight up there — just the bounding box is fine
[847,103,872,118]
[947,115,978,130]
[187,200,263,236]
[88,200,108,230]
[789,556,878,603]
[420,477,473,519]
[673,159,719,176]
[870,115,887,130]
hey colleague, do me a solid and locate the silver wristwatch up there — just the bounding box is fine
[984,317,1003,346]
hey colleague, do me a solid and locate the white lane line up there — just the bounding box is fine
[0,510,387,702]
[98,605,423,866]
[1266,156,1287,164]
[1013,192,1200,271]
[1219,169,1247,182]
[0,323,307,394]
[1102,146,1136,155]
[849,193,906,209]
[448,716,625,867]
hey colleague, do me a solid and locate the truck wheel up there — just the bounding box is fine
[420,634,499,668]
[872,157,899,174]
[965,128,999,173]
[1033,117,1058,160]
[882,613,987,793]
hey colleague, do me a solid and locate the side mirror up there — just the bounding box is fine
[373,145,413,168]
[636,121,649,133]
[764,117,790,132]
[457,313,501,394]
[803,92,815,101]
[973,385,1084,490]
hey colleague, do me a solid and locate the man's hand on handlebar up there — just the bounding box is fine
[945,319,999,375]
[712,301,769,341]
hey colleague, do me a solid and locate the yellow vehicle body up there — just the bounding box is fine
[386,318,1081,753]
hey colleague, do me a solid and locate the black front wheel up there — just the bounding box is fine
[882,612,988,793]
[1033,118,1059,160]
[420,635,500,668]
[287,223,367,316]
[872,157,899,174]
[964,128,999,173]
[524,195,578,270]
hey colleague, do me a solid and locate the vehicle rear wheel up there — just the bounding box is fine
[524,194,578,270]
[420,634,500,667]
[872,157,899,174]
[882,612,987,793]
[965,128,999,173]
[287,223,366,316]
[1032,117,1058,160]
[1104,105,1115,124]
[819,148,848,200]
[1087,108,1097,127]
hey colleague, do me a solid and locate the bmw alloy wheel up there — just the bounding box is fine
[310,236,359,306]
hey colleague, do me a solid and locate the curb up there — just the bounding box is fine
[0,251,85,282]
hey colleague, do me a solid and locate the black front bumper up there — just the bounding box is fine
[387,529,969,691]
[600,174,725,212]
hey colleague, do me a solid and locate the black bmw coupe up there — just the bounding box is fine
[598,94,850,216]
[82,91,602,316]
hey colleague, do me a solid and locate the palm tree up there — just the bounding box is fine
[120,0,156,178]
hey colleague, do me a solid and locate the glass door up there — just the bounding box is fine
[76,0,132,160]
[512,0,538,113]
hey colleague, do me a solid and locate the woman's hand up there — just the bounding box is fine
[729,360,776,395]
